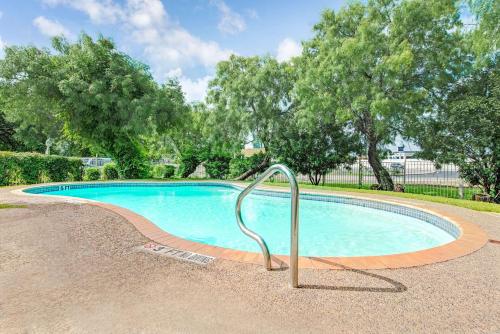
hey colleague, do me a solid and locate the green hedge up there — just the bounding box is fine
[84,167,101,181]
[0,151,83,186]
[103,163,119,180]
[204,153,231,179]
[151,164,176,179]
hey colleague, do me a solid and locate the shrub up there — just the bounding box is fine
[229,155,251,178]
[152,165,165,179]
[178,151,201,178]
[0,151,83,186]
[163,165,175,178]
[113,141,150,179]
[152,164,176,179]
[102,163,119,180]
[204,153,231,179]
[229,153,269,179]
[83,167,101,181]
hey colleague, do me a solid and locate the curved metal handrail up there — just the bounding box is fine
[235,164,300,288]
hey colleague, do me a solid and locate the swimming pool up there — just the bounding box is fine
[24,182,459,257]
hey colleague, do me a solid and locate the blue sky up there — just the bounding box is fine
[0,0,348,101]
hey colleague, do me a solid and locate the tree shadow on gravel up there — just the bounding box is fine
[299,257,407,293]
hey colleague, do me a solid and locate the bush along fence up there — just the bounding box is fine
[0,151,83,186]
[265,159,482,200]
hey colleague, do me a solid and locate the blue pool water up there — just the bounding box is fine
[41,184,455,257]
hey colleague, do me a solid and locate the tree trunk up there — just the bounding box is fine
[309,172,322,185]
[367,138,394,191]
[235,155,270,181]
[494,165,500,203]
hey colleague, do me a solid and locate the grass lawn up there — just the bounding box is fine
[279,182,481,199]
[0,203,26,209]
[261,182,500,214]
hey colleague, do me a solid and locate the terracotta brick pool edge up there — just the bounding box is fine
[80,186,489,271]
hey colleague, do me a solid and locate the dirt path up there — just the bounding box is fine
[0,190,499,333]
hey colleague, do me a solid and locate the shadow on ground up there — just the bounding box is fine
[300,257,407,292]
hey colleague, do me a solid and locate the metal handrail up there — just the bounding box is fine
[235,164,300,288]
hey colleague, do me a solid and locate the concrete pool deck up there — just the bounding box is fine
[0,184,499,333]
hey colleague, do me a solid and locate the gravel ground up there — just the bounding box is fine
[0,186,499,334]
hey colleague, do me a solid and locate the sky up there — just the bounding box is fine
[0,0,348,102]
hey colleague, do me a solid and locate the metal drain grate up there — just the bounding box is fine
[138,243,215,265]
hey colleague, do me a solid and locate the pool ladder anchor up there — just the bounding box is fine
[235,164,300,288]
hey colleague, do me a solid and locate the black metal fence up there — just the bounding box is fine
[265,159,482,200]
[81,157,112,168]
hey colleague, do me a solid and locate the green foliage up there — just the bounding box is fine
[0,204,27,209]
[163,165,176,178]
[466,0,499,64]
[0,151,83,186]
[83,167,101,181]
[207,55,295,153]
[102,163,119,180]
[178,149,201,178]
[165,103,215,178]
[0,44,65,153]
[229,153,269,179]
[152,165,166,179]
[204,152,232,179]
[151,164,176,179]
[0,112,18,151]
[414,63,499,201]
[299,0,465,190]
[0,34,184,176]
[271,116,360,185]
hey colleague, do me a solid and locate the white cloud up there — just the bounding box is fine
[276,38,302,62]
[211,0,246,35]
[164,67,211,102]
[178,75,212,102]
[42,0,124,24]
[166,67,183,78]
[44,0,234,81]
[33,16,72,38]
[245,9,259,20]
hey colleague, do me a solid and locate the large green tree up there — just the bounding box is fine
[207,55,295,153]
[0,45,65,153]
[414,62,499,201]
[299,0,465,190]
[0,35,183,178]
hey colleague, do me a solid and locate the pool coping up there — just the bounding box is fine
[15,180,489,270]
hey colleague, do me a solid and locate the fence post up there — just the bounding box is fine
[458,181,464,199]
[403,156,407,186]
[358,156,363,189]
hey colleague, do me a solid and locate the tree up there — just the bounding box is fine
[271,114,360,185]
[414,63,499,201]
[0,45,65,153]
[166,103,214,178]
[207,55,295,178]
[0,35,183,177]
[300,0,464,190]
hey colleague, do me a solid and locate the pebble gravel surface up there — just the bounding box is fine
[0,186,499,333]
